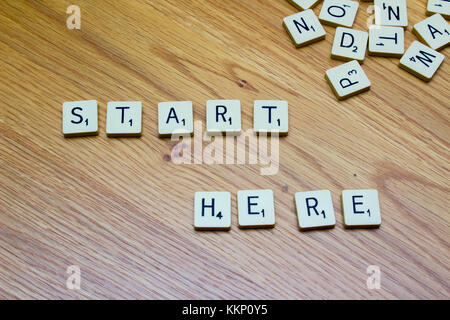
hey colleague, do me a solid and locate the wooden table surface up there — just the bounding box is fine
[0,0,449,299]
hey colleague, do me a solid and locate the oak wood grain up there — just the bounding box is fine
[0,0,448,299]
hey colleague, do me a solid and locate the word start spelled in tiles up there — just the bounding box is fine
[63,100,289,137]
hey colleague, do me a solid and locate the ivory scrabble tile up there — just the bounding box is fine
[427,0,450,19]
[237,189,275,228]
[368,25,405,57]
[286,0,322,11]
[253,100,288,136]
[331,27,368,62]
[206,100,241,135]
[374,0,408,28]
[158,101,193,137]
[295,190,335,230]
[413,14,450,51]
[62,100,98,137]
[106,101,142,137]
[342,189,381,228]
[325,60,371,100]
[194,192,231,230]
[399,41,445,81]
[283,10,326,47]
[319,0,359,27]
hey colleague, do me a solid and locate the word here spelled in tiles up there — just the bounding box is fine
[194,189,381,231]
